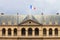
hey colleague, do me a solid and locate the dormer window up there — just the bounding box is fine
[2,21,5,25]
[8,21,11,25]
[2,22,5,25]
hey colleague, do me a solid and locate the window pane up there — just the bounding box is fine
[21,28,26,36]
[55,28,58,36]
[14,28,17,36]
[28,28,32,36]
[35,28,39,36]
[2,28,6,36]
[49,28,52,36]
[8,28,11,36]
[43,28,47,36]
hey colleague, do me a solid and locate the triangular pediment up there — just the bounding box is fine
[18,19,42,26]
[18,15,42,26]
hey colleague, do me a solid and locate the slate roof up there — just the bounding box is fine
[0,15,60,25]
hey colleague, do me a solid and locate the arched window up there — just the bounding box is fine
[28,28,32,36]
[2,28,6,36]
[8,28,11,36]
[35,28,39,36]
[21,28,26,36]
[49,28,52,36]
[43,28,47,36]
[55,28,58,36]
[14,28,17,36]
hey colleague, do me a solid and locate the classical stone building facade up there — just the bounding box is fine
[0,14,60,40]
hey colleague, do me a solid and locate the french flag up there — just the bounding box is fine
[30,5,36,10]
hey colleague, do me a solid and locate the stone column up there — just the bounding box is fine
[58,30,60,36]
[26,30,28,36]
[17,27,21,37]
[6,30,8,36]
[53,30,55,36]
[12,30,13,36]
[47,30,49,37]
[39,30,42,37]
[0,30,2,36]
[33,28,35,36]
[19,30,21,36]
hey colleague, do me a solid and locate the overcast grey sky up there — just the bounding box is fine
[0,0,60,15]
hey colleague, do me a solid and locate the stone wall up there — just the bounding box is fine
[0,38,60,40]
